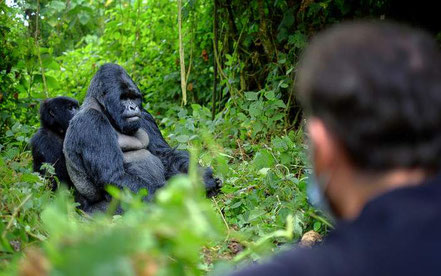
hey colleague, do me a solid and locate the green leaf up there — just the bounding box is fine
[280,153,292,164]
[289,31,307,49]
[245,92,258,101]
[293,213,304,237]
[175,135,189,143]
[78,12,90,25]
[252,150,276,170]
[42,56,60,70]
[272,137,288,151]
[46,75,60,89]
[313,221,322,232]
[274,100,287,108]
[113,32,121,40]
[286,67,295,75]
[264,91,276,100]
[49,1,66,12]
[249,101,264,117]
[272,113,285,121]
[248,208,266,222]
[258,168,270,176]
[21,173,41,183]
[280,82,289,89]
[230,201,243,209]
[39,47,50,54]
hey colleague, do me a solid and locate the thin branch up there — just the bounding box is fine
[133,0,142,72]
[225,0,238,38]
[35,0,48,97]
[285,73,297,128]
[185,53,193,84]
[212,0,219,120]
[307,211,334,229]
[185,7,196,84]
[178,0,187,105]
[257,0,274,58]
[212,197,230,241]
[1,194,32,239]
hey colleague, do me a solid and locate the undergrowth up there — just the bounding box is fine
[0,99,330,275]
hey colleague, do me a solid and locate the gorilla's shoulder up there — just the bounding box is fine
[70,108,111,129]
[66,107,117,146]
[31,128,55,146]
[30,128,46,141]
[141,109,155,121]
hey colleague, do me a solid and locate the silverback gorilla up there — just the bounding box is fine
[64,63,221,212]
[31,96,79,190]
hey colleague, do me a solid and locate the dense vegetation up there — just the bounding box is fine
[0,0,425,275]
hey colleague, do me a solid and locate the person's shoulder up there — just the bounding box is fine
[229,245,345,276]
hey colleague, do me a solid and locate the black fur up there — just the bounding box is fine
[140,110,221,197]
[30,96,79,189]
[64,63,221,213]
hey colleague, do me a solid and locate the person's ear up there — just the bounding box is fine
[307,118,336,173]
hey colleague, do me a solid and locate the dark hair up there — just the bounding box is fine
[39,96,79,135]
[298,21,441,171]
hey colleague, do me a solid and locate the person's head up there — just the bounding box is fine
[298,21,441,219]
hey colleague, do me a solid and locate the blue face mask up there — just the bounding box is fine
[307,172,337,222]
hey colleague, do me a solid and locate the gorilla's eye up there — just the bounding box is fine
[121,93,140,101]
[68,105,74,110]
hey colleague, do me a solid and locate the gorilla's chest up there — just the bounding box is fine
[116,129,165,187]
[117,129,150,162]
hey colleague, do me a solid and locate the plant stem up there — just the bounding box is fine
[178,0,187,105]
[1,194,32,239]
[212,0,218,120]
[35,0,48,98]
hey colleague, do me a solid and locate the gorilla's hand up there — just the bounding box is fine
[203,167,222,197]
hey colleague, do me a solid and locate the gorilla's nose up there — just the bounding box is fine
[124,104,141,121]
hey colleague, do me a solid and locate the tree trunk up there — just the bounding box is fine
[257,0,273,58]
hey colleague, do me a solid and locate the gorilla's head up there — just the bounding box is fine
[87,63,143,135]
[40,96,79,136]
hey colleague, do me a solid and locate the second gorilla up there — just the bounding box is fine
[64,63,221,212]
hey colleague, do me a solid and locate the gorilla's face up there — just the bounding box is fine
[40,97,79,135]
[103,70,143,135]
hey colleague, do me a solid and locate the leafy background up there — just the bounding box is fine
[0,0,439,275]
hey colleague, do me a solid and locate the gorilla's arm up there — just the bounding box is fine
[64,109,145,197]
[30,129,68,187]
[140,110,190,179]
[31,129,55,173]
[140,110,221,196]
